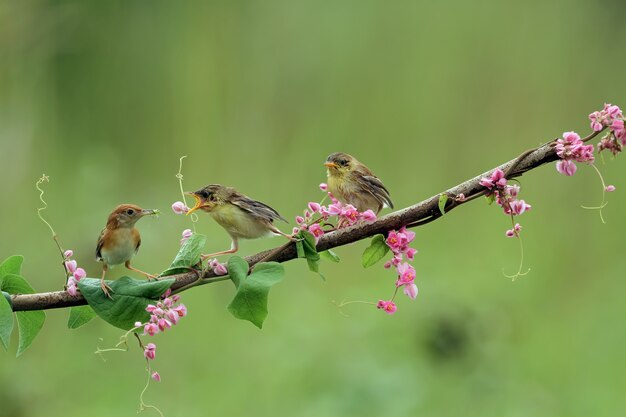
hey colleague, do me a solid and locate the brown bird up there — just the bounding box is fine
[186,184,292,260]
[324,152,393,214]
[96,204,158,298]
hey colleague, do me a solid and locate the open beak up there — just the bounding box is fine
[324,162,338,168]
[141,209,159,216]
[185,193,204,216]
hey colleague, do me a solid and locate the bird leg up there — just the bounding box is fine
[269,226,298,241]
[100,264,113,299]
[125,260,157,280]
[201,238,239,260]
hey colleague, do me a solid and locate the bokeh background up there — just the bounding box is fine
[1,1,625,416]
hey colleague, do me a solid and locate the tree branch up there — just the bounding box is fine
[10,138,564,312]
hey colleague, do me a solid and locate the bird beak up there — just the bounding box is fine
[324,162,337,168]
[186,193,203,216]
[141,209,159,216]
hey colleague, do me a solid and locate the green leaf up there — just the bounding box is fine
[361,234,390,268]
[0,255,24,288]
[1,274,46,356]
[295,240,305,259]
[0,293,13,351]
[77,277,175,330]
[299,230,322,273]
[438,193,449,215]
[68,305,97,329]
[15,311,45,357]
[1,274,35,295]
[227,256,249,288]
[160,233,207,276]
[227,261,284,329]
[319,249,340,263]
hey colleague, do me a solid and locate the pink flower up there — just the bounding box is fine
[65,260,77,274]
[397,226,415,245]
[405,247,418,261]
[171,201,189,214]
[606,185,616,192]
[403,283,418,300]
[134,321,143,327]
[308,223,324,242]
[144,343,156,360]
[63,250,74,259]
[386,231,402,251]
[209,259,228,276]
[295,216,305,224]
[151,372,161,382]
[505,223,522,238]
[157,318,171,331]
[376,300,397,314]
[319,183,328,191]
[327,203,343,216]
[556,160,577,176]
[146,304,157,313]
[360,209,377,223]
[166,310,180,325]
[507,199,531,216]
[174,304,187,317]
[73,268,86,281]
[308,202,321,213]
[180,229,193,245]
[396,262,416,286]
[144,323,159,336]
[480,169,507,190]
[66,281,78,296]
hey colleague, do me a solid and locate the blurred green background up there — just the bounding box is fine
[1,1,625,416]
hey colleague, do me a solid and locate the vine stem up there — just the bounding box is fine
[9,133,597,312]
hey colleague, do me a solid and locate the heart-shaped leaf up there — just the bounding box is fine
[68,305,97,329]
[2,274,45,356]
[361,234,390,268]
[0,294,13,351]
[0,255,23,287]
[320,249,340,263]
[227,257,284,329]
[160,233,206,276]
[77,277,175,330]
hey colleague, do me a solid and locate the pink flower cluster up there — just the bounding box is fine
[589,103,623,132]
[64,250,86,296]
[171,201,190,215]
[480,169,531,237]
[384,227,419,299]
[594,104,626,156]
[292,183,377,242]
[555,131,595,176]
[141,293,188,337]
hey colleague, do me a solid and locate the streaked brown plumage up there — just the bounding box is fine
[186,184,292,259]
[96,204,158,298]
[325,152,393,214]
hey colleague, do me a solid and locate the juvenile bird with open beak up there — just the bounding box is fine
[325,152,393,214]
[96,204,159,298]
[186,184,293,259]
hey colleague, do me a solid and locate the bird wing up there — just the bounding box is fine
[356,174,394,209]
[95,227,106,261]
[231,195,287,223]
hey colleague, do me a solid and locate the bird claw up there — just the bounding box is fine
[101,282,113,299]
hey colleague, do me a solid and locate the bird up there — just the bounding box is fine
[96,204,158,298]
[186,184,292,260]
[324,152,393,214]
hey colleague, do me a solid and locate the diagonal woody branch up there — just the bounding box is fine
[9,137,578,312]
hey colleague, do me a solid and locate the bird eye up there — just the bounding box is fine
[126,209,134,215]
[201,191,209,199]
[339,159,348,166]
